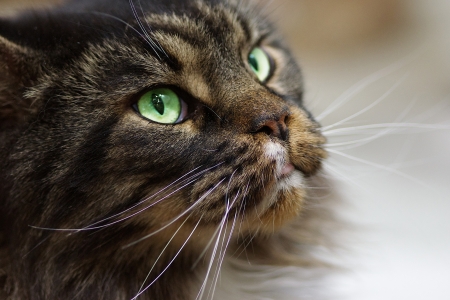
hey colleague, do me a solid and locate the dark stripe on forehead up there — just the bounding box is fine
[137,35,182,71]
[148,5,248,46]
[233,12,252,42]
[148,27,195,50]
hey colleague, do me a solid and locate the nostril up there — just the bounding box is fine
[255,116,289,141]
[281,114,288,126]
[258,120,279,137]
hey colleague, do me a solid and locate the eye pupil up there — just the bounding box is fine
[248,53,259,72]
[151,93,165,115]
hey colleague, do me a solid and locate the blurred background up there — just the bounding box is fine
[1,0,449,299]
[267,1,450,299]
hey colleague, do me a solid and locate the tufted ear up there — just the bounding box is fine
[0,33,40,128]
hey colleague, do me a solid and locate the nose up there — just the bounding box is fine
[254,112,289,141]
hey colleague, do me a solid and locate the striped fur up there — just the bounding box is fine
[0,1,334,299]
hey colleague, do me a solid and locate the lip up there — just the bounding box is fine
[279,163,295,178]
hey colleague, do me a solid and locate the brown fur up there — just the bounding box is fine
[0,1,334,299]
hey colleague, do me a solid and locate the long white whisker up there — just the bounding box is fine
[136,0,169,58]
[322,162,369,189]
[84,11,149,42]
[196,191,241,300]
[326,97,417,150]
[83,164,222,229]
[327,148,434,188]
[128,0,165,60]
[190,222,222,271]
[190,170,238,270]
[196,217,227,300]
[123,178,227,248]
[236,181,251,239]
[136,214,192,295]
[29,177,198,233]
[317,50,422,121]
[131,216,203,300]
[82,177,200,231]
[324,122,450,136]
[209,206,239,300]
[322,74,409,131]
[29,163,224,232]
[206,190,238,300]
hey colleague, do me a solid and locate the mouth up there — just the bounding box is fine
[279,162,295,179]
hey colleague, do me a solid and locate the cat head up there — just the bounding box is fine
[0,0,326,251]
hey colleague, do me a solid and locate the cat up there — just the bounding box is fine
[0,0,336,299]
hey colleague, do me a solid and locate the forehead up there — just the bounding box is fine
[75,2,272,92]
[142,2,256,46]
[128,1,267,64]
[2,0,269,61]
[20,0,288,109]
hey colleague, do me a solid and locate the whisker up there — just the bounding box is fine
[29,178,197,232]
[83,163,223,229]
[136,214,192,295]
[236,181,251,238]
[323,122,450,136]
[321,74,409,131]
[322,162,369,190]
[29,163,224,232]
[128,0,166,60]
[22,236,51,258]
[131,216,203,300]
[231,182,260,258]
[327,148,434,189]
[208,206,239,300]
[84,11,150,44]
[79,167,207,229]
[196,217,227,300]
[196,190,241,300]
[136,0,169,58]
[317,50,422,121]
[190,170,238,270]
[101,177,199,232]
[206,188,237,299]
[202,105,223,122]
[325,97,417,150]
[123,178,227,248]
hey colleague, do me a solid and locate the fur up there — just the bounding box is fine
[0,1,335,299]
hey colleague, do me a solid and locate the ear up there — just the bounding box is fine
[0,34,40,127]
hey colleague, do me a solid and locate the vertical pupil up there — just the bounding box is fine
[249,53,259,71]
[151,93,165,115]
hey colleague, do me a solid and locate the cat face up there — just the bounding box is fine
[0,0,325,250]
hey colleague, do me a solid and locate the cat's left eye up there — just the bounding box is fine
[136,88,187,124]
[248,47,272,82]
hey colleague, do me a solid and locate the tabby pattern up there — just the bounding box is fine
[0,0,330,299]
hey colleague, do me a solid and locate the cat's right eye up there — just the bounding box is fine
[136,88,187,124]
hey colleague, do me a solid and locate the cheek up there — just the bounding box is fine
[100,106,325,237]
[287,108,327,176]
[106,117,201,178]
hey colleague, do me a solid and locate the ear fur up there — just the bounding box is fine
[0,34,39,128]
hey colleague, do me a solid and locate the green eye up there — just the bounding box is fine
[248,47,271,82]
[137,88,182,124]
